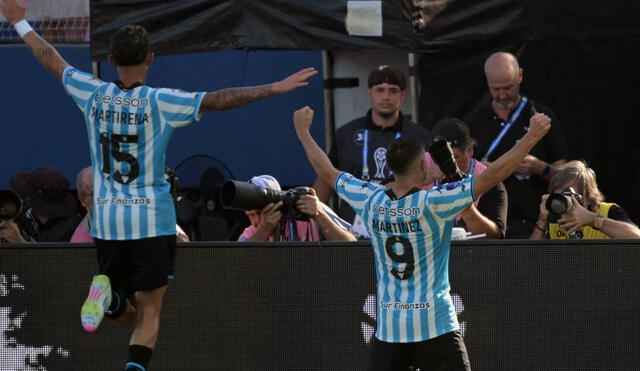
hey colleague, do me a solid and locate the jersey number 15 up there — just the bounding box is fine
[100,132,140,184]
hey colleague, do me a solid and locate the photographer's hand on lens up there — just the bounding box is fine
[0,219,26,243]
[255,201,284,236]
[537,194,550,224]
[295,190,321,220]
[557,196,595,235]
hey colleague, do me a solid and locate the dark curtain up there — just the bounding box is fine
[416,0,640,224]
[91,0,640,223]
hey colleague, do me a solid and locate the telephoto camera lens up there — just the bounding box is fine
[545,187,582,223]
[220,181,310,220]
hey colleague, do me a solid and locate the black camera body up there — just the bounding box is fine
[545,187,583,223]
[0,189,39,242]
[220,180,311,220]
[428,140,466,183]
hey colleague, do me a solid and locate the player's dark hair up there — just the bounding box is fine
[386,136,424,176]
[109,25,150,66]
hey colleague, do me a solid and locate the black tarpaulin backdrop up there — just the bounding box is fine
[90,0,640,224]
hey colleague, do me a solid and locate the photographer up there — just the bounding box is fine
[0,189,38,243]
[424,118,507,239]
[237,175,356,242]
[530,160,640,239]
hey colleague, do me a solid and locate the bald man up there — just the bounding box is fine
[467,52,568,238]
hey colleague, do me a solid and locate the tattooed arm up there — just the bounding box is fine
[1,0,70,81]
[22,32,70,81]
[199,67,317,112]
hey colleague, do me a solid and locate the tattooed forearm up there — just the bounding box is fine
[22,32,69,80]
[200,84,274,111]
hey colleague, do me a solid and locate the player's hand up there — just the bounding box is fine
[527,112,551,141]
[0,0,27,25]
[293,106,314,133]
[272,67,318,94]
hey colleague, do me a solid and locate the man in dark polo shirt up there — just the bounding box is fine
[467,52,568,238]
[426,118,508,239]
[313,65,431,235]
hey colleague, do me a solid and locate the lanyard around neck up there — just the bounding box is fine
[482,96,528,161]
[362,129,401,181]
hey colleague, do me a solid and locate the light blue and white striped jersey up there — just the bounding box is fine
[62,66,205,240]
[335,172,475,343]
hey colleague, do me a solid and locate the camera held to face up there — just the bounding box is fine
[220,180,311,220]
[545,187,583,223]
[0,190,23,222]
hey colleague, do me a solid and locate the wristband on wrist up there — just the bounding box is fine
[593,215,605,230]
[535,222,547,232]
[14,19,34,38]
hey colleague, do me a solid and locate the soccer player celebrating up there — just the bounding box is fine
[0,1,317,370]
[293,106,550,370]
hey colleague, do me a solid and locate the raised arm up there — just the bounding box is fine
[1,0,69,80]
[199,67,318,112]
[474,113,551,197]
[294,107,341,189]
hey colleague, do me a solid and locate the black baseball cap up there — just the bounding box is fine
[431,118,474,148]
[368,65,407,90]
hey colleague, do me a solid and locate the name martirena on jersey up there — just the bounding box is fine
[90,93,151,125]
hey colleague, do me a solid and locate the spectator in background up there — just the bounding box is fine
[313,65,431,237]
[10,167,81,242]
[467,52,568,238]
[238,175,355,242]
[425,118,507,239]
[70,166,93,243]
[530,160,640,239]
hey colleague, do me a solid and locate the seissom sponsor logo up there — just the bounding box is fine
[95,93,149,107]
[370,205,420,217]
